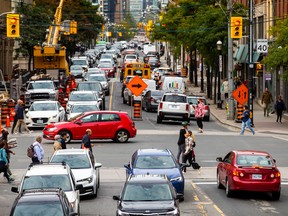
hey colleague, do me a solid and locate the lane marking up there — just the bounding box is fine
[213,204,225,216]
[109,81,114,111]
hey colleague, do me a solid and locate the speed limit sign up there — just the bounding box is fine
[256,39,268,53]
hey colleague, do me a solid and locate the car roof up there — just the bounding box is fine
[31,101,58,104]
[136,148,172,156]
[71,91,95,94]
[71,102,99,106]
[128,174,168,183]
[163,92,187,97]
[25,163,70,176]
[53,149,88,155]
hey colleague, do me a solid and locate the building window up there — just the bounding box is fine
[258,16,264,39]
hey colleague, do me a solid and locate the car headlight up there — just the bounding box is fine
[46,127,57,132]
[170,176,183,182]
[166,208,180,215]
[77,176,93,183]
[25,93,31,98]
[51,114,57,119]
[102,83,108,87]
[117,210,130,216]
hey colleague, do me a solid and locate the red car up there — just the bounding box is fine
[43,111,137,143]
[98,62,116,78]
[216,150,281,200]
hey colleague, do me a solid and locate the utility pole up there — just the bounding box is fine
[248,0,254,125]
[227,0,234,120]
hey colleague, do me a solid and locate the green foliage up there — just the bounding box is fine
[117,12,137,41]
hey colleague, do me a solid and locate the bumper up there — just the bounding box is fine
[158,111,190,120]
[130,128,137,138]
[107,71,115,77]
[171,180,185,195]
[43,132,57,140]
[79,180,96,196]
[231,177,281,192]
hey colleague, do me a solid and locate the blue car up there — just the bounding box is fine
[124,148,186,201]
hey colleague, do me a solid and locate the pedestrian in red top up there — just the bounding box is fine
[193,98,205,133]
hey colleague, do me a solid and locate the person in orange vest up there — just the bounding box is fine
[70,75,77,90]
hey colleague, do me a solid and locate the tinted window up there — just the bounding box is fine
[71,104,99,113]
[77,83,101,92]
[101,114,120,121]
[51,154,91,169]
[22,175,72,191]
[151,91,164,96]
[12,202,64,216]
[236,154,273,167]
[123,183,173,201]
[70,93,97,101]
[81,114,99,122]
[135,156,176,169]
[30,103,57,111]
[87,75,106,81]
[187,97,207,105]
[28,82,54,90]
[163,95,186,103]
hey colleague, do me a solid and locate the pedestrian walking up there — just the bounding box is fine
[31,136,44,163]
[1,128,15,176]
[0,142,14,183]
[53,135,62,152]
[81,129,94,152]
[261,87,273,117]
[176,121,189,163]
[182,131,196,172]
[59,133,67,149]
[11,100,22,134]
[13,100,32,134]
[274,95,286,123]
[193,98,205,133]
[240,105,255,135]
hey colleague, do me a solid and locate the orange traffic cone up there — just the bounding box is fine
[6,114,11,127]
[66,84,70,94]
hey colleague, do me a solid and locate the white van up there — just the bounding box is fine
[161,77,186,94]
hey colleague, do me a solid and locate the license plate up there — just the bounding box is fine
[37,120,43,124]
[169,105,179,109]
[252,174,262,180]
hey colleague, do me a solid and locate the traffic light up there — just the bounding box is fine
[256,63,263,76]
[70,21,77,34]
[231,17,242,39]
[7,14,20,38]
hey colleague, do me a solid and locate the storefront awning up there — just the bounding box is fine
[234,44,261,63]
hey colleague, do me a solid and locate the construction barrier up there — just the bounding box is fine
[8,101,15,122]
[6,114,11,127]
[1,103,9,124]
[133,100,142,120]
[235,103,244,123]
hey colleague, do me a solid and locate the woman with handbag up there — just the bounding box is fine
[182,131,195,172]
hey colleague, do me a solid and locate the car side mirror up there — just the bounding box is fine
[25,108,29,112]
[124,164,131,170]
[94,162,102,169]
[75,184,83,190]
[113,195,120,201]
[69,212,78,216]
[107,78,110,81]
[11,187,19,193]
[75,120,82,125]
[273,159,276,163]
[216,157,223,162]
[59,107,64,111]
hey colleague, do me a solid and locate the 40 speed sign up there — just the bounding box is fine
[256,39,268,53]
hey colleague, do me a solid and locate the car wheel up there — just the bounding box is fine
[97,170,100,189]
[58,130,72,143]
[179,196,184,202]
[156,116,162,123]
[114,130,129,143]
[217,172,224,189]
[102,100,106,110]
[128,96,132,106]
[105,90,110,96]
[92,181,98,198]
[272,191,280,200]
[205,116,210,121]
[225,179,233,197]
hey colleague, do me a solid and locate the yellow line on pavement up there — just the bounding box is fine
[213,204,225,216]
[109,81,114,111]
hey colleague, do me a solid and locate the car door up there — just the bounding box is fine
[220,152,234,185]
[73,113,100,139]
[143,90,150,109]
[97,113,121,138]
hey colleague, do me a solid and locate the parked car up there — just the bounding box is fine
[187,96,211,121]
[50,149,102,197]
[66,102,100,120]
[11,163,82,214]
[216,150,281,200]
[113,174,181,216]
[25,101,66,128]
[142,90,164,112]
[9,189,77,216]
[66,91,103,111]
[43,111,137,143]
[86,73,110,96]
[124,148,186,201]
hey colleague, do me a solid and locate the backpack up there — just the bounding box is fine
[27,144,35,158]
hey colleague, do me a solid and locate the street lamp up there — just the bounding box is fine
[216,40,223,109]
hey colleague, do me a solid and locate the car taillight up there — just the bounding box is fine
[186,104,189,112]
[270,172,281,178]
[159,102,163,109]
[131,121,135,128]
[205,106,209,110]
[150,97,155,102]
[233,170,244,177]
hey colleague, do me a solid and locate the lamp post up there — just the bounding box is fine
[216,40,223,109]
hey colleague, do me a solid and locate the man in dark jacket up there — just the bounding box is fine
[240,105,255,135]
[60,133,67,149]
[11,100,22,134]
[176,122,189,163]
[81,129,94,152]
[13,100,31,134]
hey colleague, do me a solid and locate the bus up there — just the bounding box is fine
[121,62,151,82]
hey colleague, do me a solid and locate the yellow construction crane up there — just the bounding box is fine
[33,0,77,77]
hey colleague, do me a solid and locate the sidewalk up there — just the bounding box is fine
[185,81,288,135]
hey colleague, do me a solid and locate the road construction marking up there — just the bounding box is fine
[213,204,225,216]
[109,81,114,111]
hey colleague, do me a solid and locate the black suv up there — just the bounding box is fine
[9,189,77,216]
[113,174,180,216]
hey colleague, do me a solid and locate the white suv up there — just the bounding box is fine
[11,163,81,215]
[157,91,190,124]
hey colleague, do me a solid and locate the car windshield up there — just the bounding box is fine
[77,83,101,91]
[187,97,207,105]
[28,82,54,90]
[70,65,83,70]
[72,59,87,65]
[163,95,186,103]
[123,183,173,201]
[71,105,99,113]
[151,91,164,96]
[30,103,57,111]
[22,175,72,191]
[99,63,112,68]
[135,156,176,169]
[12,202,64,216]
[236,154,274,167]
[51,154,91,169]
[70,93,97,101]
[87,75,106,82]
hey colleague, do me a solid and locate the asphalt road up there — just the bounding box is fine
[1,67,288,215]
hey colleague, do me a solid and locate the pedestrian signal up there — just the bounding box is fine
[231,17,242,39]
[256,63,263,76]
[6,14,20,38]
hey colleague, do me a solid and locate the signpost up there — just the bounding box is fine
[232,84,248,105]
[256,39,268,53]
[126,76,148,120]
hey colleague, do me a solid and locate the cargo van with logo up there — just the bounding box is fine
[161,77,185,94]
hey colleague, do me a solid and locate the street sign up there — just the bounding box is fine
[256,39,268,53]
[232,84,248,105]
[126,76,148,97]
